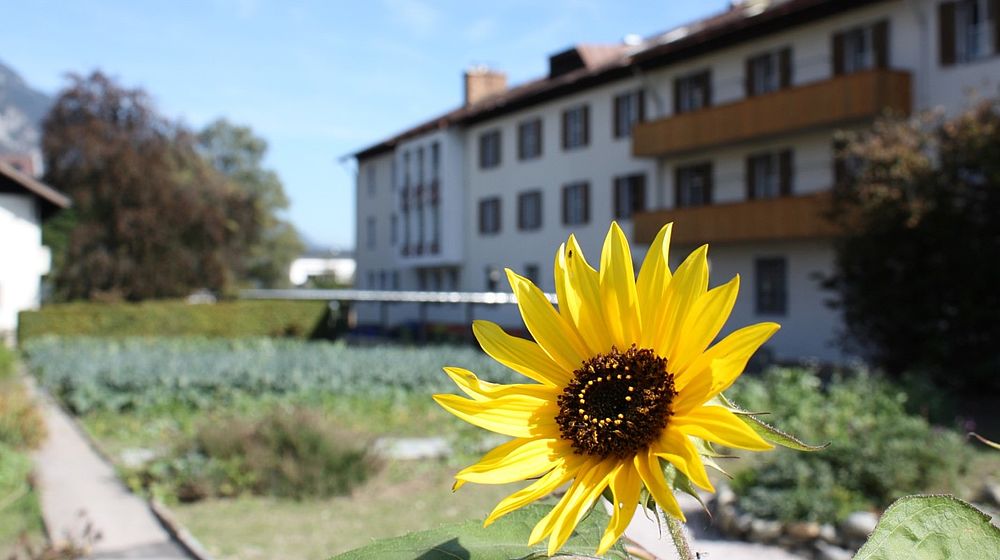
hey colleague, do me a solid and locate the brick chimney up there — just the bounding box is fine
[463,66,507,106]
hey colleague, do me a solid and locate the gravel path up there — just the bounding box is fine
[623,493,808,560]
[29,379,193,560]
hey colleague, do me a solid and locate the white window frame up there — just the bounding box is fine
[956,0,996,62]
[843,26,875,73]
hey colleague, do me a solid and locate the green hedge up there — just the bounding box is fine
[17,300,333,342]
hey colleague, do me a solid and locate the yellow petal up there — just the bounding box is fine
[557,235,612,355]
[547,459,615,556]
[433,393,559,439]
[456,437,568,485]
[684,322,780,399]
[443,367,559,402]
[597,461,642,555]
[652,427,714,492]
[673,405,773,451]
[506,269,590,373]
[599,222,641,349]
[634,449,685,521]
[472,321,571,387]
[671,366,713,416]
[671,275,740,375]
[655,245,709,361]
[527,460,595,546]
[484,453,585,526]
[636,223,673,348]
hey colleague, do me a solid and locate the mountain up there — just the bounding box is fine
[0,60,51,168]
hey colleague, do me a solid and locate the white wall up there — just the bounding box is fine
[354,152,396,290]
[0,194,49,339]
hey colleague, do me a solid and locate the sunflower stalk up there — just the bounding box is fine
[662,509,695,560]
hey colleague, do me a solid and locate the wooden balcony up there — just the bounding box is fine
[632,192,836,245]
[633,69,911,157]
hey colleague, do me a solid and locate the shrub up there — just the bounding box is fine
[0,346,14,380]
[125,407,377,501]
[727,368,970,523]
[0,444,43,546]
[17,300,332,342]
[0,383,46,451]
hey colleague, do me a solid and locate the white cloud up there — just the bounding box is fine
[382,0,440,38]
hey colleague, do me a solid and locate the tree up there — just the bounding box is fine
[41,72,257,301]
[197,119,303,288]
[827,99,1000,394]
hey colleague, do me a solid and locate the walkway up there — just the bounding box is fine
[624,493,808,560]
[29,380,193,560]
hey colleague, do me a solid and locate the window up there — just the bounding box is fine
[485,266,501,291]
[430,204,440,252]
[391,160,397,190]
[379,271,387,290]
[524,264,541,286]
[613,174,646,219]
[390,213,398,245]
[746,48,791,96]
[562,182,590,225]
[479,197,501,234]
[366,216,376,249]
[674,70,711,113]
[367,271,375,289]
[747,151,793,199]
[391,271,400,290]
[833,21,888,74]
[479,129,501,169]
[755,257,788,315]
[675,164,713,208]
[518,118,543,160]
[518,190,543,230]
[613,90,645,138]
[431,142,440,182]
[950,0,997,63]
[416,146,425,186]
[366,165,376,197]
[561,105,589,150]
[403,151,411,188]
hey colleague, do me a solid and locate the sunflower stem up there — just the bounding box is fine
[663,511,694,560]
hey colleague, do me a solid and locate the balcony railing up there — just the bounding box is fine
[632,191,836,245]
[633,69,911,157]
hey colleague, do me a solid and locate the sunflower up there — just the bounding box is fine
[434,222,779,556]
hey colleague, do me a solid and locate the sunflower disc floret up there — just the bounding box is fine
[434,222,780,556]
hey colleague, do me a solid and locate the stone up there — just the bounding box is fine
[372,437,451,460]
[786,521,821,542]
[735,512,754,535]
[818,523,838,544]
[815,542,854,560]
[119,447,156,468]
[716,483,737,507]
[979,482,1000,507]
[749,518,783,543]
[841,511,878,541]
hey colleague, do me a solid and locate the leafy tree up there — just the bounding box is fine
[827,99,1000,394]
[41,72,257,301]
[197,119,303,288]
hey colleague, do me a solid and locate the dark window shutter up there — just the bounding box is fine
[746,155,758,200]
[637,90,646,122]
[873,20,889,69]
[673,78,682,114]
[478,200,486,233]
[994,0,1000,56]
[561,111,568,149]
[745,56,756,97]
[613,96,622,138]
[702,71,713,106]
[779,150,794,196]
[582,183,590,223]
[613,178,622,218]
[779,48,792,88]
[582,106,590,146]
[536,120,543,158]
[832,31,845,75]
[478,136,485,168]
[939,2,957,65]
[635,175,646,213]
[518,125,525,160]
[703,164,714,204]
[674,167,683,207]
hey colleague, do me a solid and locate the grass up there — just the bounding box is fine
[171,460,519,560]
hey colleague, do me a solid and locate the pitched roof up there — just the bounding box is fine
[0,161,71,217]
[352,0,884,160]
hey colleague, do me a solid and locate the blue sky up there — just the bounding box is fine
[1,0,728,250]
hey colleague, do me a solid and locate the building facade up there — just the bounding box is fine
[352,0,1000,361]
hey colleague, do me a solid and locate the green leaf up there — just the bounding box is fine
[718,393,828,452]
[854,495,1000,560]
[329,503,629,560]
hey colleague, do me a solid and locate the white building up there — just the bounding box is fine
[0,161,70,343]
[289,250,356,286]
[351,0,1000,361]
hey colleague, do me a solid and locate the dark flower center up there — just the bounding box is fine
[555,345,676,458]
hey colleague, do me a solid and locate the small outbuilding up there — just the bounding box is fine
[0,160,70,343]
